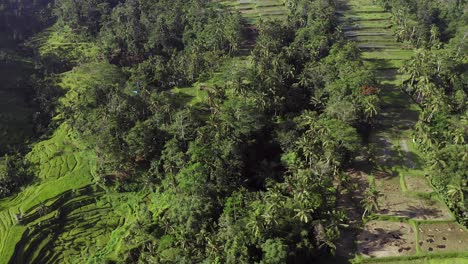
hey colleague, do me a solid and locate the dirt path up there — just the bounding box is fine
[336,0,468,262]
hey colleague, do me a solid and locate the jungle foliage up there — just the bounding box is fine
[0,0,466,262]
[28,0,378,262]
[379,0,468,225]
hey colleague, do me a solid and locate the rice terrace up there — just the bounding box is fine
[0,0,466,263]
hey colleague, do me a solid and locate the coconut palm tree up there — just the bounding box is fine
[447,182,465,204]
[361,184,380,218]
[362,95,379,120]
[246,211,264,239]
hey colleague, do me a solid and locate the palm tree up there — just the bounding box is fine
[447,183,465,204]
[429,25,441,48]
[246,210,264,239]
[296,136,316,168]
[294,207,313,223]
[262,190,285,226]
[363,95,379,120]
[361,184,380,218]
[314,222,338,254]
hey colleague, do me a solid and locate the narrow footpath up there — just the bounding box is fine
[335,0,468,262]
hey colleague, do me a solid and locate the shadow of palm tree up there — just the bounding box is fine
[396,205,445,220]
[358,227,409,256]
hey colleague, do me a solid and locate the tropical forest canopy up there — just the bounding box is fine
[0,0,466,263]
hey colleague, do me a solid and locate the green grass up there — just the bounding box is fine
[344,12,392,21]
[217,0,288,24]
[354,20,393,29]
[362,50,413,60]
[364,59,405,70]
[30,24,101,64]
[172,57,251,107]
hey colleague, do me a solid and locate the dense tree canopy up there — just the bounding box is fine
[36,0,379,261]
[0,0,465,262]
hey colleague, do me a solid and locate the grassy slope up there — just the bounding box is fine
[1,121,144,262]
[0,123,95,263]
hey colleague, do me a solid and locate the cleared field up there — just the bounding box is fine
[371,169,452,221]
[361,50,413,60]
[358,221,417,258]
[404,175,434,194]
[418,223,468,254]
[343,12,392,21]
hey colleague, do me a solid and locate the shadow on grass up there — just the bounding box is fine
[372,135,424,175]
[336,0,352,12]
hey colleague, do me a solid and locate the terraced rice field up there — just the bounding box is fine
[336,0,468,262]
[0,60,155,262]
[216,0,289,24]
[0,125,99,262]
[0,123,145,263]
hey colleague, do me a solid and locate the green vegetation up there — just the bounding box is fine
[0,0,466,263]
[217,0,289,23]
[336,0,467,263]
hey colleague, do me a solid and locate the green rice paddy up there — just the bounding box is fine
[0,60,134,263]
[0,124,97,263]
[216,0,289,24]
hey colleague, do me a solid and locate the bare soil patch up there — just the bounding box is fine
[404,175,433,193]
[375,176,453,220]
[419,223,468,253]
[357,221,416,258]
[335,169,369,258]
